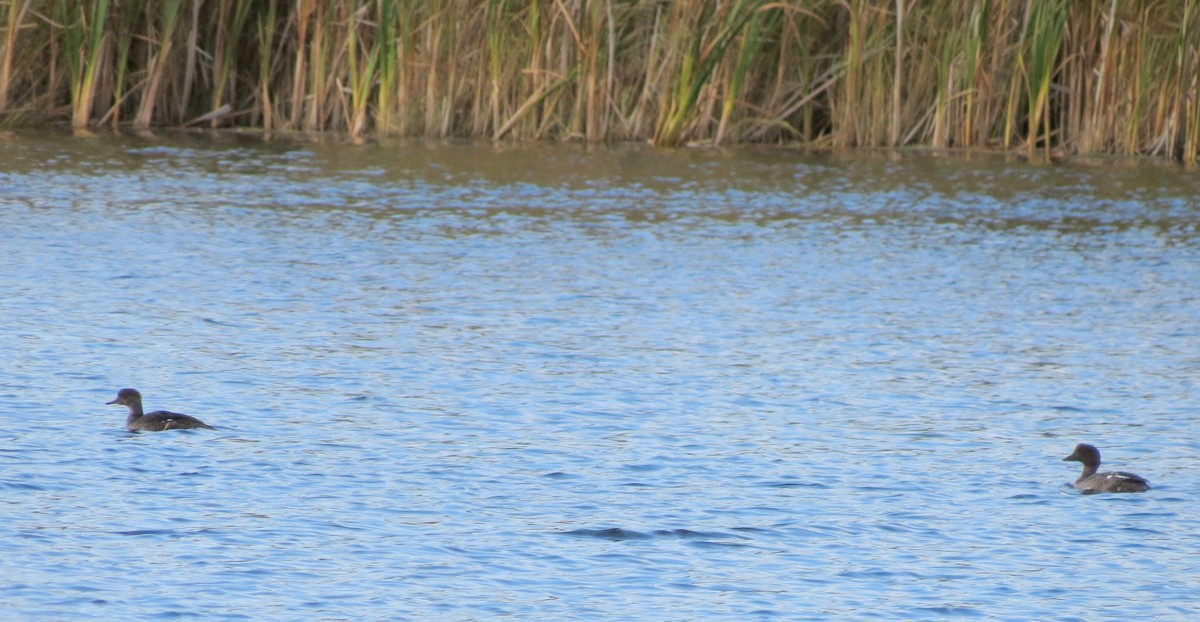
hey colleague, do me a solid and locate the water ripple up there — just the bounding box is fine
[0,135,1198,620]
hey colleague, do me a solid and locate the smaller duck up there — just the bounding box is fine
[1062,443,1149,493]
[107,388,215,432]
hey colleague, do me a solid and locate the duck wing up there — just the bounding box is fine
[1109,470,1150,488]
[145,410,216,430]
[1075,469,1152,493]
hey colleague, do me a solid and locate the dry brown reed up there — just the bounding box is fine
[2,1,1199,160]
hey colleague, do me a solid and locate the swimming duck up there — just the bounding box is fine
[107,388,215,432]
[1062,443,1149,493]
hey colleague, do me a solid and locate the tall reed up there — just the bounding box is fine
[132,0,184,129]
[1019,0,1069,155]
[8,1,1200,160]
[65,0,109,128]
[0,0,31,113]
[209,0,253,126]
[254,0,278,130]
[653,0,764,147]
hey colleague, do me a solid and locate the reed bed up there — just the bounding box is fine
[2,0,1199,160]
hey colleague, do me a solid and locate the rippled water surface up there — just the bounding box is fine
[1,132,1199,620]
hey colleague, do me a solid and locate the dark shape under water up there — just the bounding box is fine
[1062,443,1150,493]
[107,388,216,432]
[560,527,651,541]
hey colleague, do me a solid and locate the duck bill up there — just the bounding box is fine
[106,398,120,405]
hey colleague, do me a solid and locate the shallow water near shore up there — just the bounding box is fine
[1,132,1198,620]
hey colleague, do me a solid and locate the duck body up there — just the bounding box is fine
[107,388,215,432]
[1063,443,1149,493]
[1072,470,1151,494]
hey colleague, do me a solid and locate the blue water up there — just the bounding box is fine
[1,134,1198,620]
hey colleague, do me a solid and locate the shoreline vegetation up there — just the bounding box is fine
[2,1,1198,161]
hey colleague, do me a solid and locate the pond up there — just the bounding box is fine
[1,132,1198,620]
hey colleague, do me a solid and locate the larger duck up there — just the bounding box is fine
[1062,443,1149,493]
[107,388,215,432]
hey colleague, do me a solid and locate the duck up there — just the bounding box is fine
[106,388,215,432]
[1062,443,1149,493]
